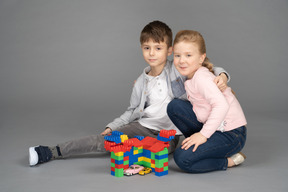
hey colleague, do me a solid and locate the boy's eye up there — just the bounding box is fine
[174,55,180,58]
[157,48,162,50]
[187,54,192,57]
[143,47,149,50]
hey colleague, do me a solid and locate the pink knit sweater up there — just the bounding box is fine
[185,67,247,138]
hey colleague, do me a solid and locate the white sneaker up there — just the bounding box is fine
[29,146,39,166]
[230,152,246,166]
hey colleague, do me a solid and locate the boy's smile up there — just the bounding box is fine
[141,39,172,74]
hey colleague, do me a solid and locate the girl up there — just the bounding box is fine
[168,30,247,173]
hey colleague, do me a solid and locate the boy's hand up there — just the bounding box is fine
[101,128,112,136]
[214,73,228,92]
[181,132,207,152]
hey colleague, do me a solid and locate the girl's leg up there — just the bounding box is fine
[167,99,203,137]
[173,126,247,173]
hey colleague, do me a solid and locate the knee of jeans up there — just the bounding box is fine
[167,99,181,116]
[173,148,188,169]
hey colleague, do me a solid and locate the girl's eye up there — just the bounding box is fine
[187,54,191,57]
[157,48,161,50]
[174,55,180,58]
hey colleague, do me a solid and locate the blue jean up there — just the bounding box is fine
[167,99,247,173]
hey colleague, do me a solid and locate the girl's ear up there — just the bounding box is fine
[168,46,173,56]
[200,53,206,64]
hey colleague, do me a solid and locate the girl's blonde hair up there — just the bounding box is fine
[173,30,214,73]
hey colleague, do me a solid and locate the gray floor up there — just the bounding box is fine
[0,109,287,192]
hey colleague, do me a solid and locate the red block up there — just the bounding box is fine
[111,159,115,164]
[155,167,164,172]
[115,164,123,169]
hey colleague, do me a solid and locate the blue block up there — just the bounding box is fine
[143,149,151,158]
[111,170,115,176]
[112,131,123,136]
[157,135,175,142]
[155,170,168,177]
[115,159,124,165]
[134,135,144,141]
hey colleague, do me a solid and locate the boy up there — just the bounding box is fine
[29,21,229,166]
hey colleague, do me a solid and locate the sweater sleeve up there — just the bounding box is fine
[213,66,231,82]
[194,70,230,138]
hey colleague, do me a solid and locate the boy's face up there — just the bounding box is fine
[173,41,206,79]
[141,38,172,68]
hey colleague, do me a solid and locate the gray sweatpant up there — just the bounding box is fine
[58,122,180,158]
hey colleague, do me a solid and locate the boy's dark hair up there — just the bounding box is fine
[140,20,173,47]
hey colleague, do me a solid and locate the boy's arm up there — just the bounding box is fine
[213,66,230,82]
[213,66,230,92]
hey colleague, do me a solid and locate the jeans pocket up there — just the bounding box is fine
[230,126,247,149]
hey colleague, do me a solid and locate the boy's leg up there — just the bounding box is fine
[29,122,179,166]
[29,134,107,166]
[58,134,107,158]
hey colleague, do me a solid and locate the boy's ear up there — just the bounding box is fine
[168,46,173,56]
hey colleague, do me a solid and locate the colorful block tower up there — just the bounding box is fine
[104,129,176,177]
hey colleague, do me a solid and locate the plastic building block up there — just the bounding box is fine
[104,130,176,177]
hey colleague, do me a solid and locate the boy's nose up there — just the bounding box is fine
[149,49,155,56]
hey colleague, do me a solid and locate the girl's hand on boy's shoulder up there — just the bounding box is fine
[181,132,207,152]
[214,73,228,92]
[101,128,112,136]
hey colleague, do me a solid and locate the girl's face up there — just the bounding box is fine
[173,41,206,79]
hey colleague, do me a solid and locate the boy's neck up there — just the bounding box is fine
[148,64,166,77]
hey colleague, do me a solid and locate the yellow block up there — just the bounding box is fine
[120,135,128,143]
[115,152,123,156]
[133,150,138,155]
[138,157,143,162]
[151,164,155,168]
[143,157,151,163]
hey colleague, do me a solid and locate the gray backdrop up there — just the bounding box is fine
[1,0,287,117]
[0,1,288,192]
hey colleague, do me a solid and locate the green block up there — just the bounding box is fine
[155,148,168,156]
[111,152,123,160]
[124,160,129,165]
[155,158,168,168]
[151,153,155,160]
[164,166,168,171]
[134,161,143,166]
[111,162,115,167]
[114,168,124,177]
[143,162,151,168]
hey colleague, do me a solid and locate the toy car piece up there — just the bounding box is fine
[124,165,144,176]
[139,167,152,175]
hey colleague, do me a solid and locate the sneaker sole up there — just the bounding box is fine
[29,146,39,166]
